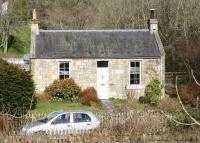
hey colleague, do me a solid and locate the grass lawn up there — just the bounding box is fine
[109,98,128,105]
[30,101,101,114]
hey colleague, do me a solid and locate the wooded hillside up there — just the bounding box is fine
[0,0,200,73]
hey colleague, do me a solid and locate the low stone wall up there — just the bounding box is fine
[3,58,30,71]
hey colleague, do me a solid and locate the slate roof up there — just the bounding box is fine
[34,29,161,59]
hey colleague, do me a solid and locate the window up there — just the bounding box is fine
[59,62,69,79]
[52,113,70,124]
[73,113,91,123]
[130,61,140,85]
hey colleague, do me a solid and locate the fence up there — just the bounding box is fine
[0,129,199,143]
[165,72,186,95]
[0,111,199,142]
[10,111,168,133]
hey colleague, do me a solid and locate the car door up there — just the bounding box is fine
[47,113,73,133]
[73,112,93,131]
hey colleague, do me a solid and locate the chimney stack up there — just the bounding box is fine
[32,9,37,22]
[31,9,39,58]
[148,9,158,33]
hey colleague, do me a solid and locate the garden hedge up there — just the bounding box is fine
[0,59,36,116]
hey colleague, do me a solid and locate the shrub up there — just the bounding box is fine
[45,78,81,102]
[0,59,36,116]
[158,96,182,113]
[0,116,13,132]
[139,96,150,104]
[168,110,200,130]
[49,96,64,103]
[139,78,162,106]
[36,93,51,102]
[81,87,101,106]
[178,83,200,107]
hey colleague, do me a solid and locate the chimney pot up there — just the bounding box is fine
[150,9,155,19]
[32,9,37,21]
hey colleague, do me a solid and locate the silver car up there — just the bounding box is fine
[22,110,101,134]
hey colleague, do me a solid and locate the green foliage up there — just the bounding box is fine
[49,97,64,103]
[145,78,162,98]
[109,97,127,105]
[0,59,36,116]
[138,96,150,104]
[0,26,30,54]
[168,110,200,130]
[45,78,81,102]
[139,78,162,106]
[9,26,31,54]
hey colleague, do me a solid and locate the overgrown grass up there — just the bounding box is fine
[30,101,101,114]
[109,98,128,105]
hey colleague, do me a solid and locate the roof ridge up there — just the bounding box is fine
[39,29,149,33]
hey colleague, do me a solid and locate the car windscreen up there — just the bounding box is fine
[37,112,62,123]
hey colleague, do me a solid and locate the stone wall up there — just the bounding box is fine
[31,58,161,98]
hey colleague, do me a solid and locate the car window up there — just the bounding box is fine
[73,113,91,123]
[52,113,70,124]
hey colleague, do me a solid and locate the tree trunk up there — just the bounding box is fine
[3,31,8,53]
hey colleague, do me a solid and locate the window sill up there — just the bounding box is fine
[127,85,143,90]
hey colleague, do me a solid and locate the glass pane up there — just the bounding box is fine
[130,62,135,67]
[136,62,140,67]
[135,79,140,84]
[130,74,140,85]
[64,63,69,67]
[130,67,139,74]
[136,74,140,79]
[64,75,69,78]
[74,113,91,122]
[97,61,108,67]
[52,114,70,124]
[131,62,140,67]
[60,63,65,68]
[130,80,135,84]
[60,75,64,80]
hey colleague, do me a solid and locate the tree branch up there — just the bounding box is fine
[191,69,200,87]
[175,76,200,126]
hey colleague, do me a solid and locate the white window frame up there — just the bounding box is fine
[127,61,143,89]
[58,61,71,80]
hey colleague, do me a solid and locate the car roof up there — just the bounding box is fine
[50,110,94,114]
[49,110,100,121]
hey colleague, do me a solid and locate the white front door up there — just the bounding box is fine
[97,61,109,99]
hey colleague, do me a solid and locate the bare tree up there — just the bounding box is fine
[0,0,29,53]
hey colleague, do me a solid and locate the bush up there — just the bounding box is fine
[81,87,101,106]
[168,110,200,130]
[139,78,162,106]
[178,83,200,107]
[0,59,36,116]
[139,96,150,104]
[36,93,51,102]
[158,96,182,113]
[45,78,81,102]
[0,116,13,132]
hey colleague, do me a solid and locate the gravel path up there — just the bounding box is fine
[101,100,116,116]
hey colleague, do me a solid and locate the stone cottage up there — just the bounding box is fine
[31,9,165,99]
